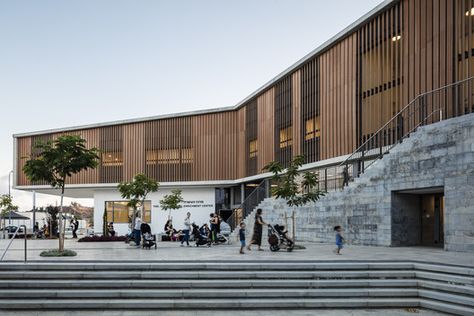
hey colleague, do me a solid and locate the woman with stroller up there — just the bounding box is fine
[247,208,267,251]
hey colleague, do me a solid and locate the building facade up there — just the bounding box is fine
[13,0,474,237]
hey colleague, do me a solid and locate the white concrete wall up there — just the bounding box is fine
[93,187,216,236]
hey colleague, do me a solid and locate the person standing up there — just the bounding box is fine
[181,212,191,247]
[132,213,142,247]
[239,222,246,254]
[73,218,79,238]
[247,208,267,251]
[334,225,345,255]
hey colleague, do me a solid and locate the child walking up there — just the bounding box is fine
[334,225,345,255]
[239,222,246,254]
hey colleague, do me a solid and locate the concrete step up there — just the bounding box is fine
[0,262,415,271]
[0,298,421,309]
[0,270,417,280]
[0,288,419,299]
[418,289,474,308]
[0,278,418,289]
[418,280,474,296]
[415,271,474,285]
[420,299,474,316]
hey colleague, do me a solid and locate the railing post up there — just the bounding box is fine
[324,168,328,191]
[21,225,27,262]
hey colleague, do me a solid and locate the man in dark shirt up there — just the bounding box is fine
[239,222,246,254]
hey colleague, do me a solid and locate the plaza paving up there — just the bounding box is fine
[0,237,473,266]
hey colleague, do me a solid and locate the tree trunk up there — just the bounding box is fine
[59,185,65,252]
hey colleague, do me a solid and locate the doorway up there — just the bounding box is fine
[392,188,444,247]
[420,194,444,247]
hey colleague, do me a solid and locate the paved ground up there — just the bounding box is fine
[1,237,473,266]
[0,309,448,316]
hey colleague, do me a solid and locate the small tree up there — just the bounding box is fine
[0,195,19,238]
[118,173,159,228]
[23,135,99,252]
[45,205,60,238]
[159,189,184,218]
[263,155,325,207]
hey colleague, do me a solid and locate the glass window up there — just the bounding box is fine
[181,148,194,164]
[104,200,152,223]
[249,139,257,158]
[279,126,293,148]
[102,152,123,166]
[146,149,193,165]
[305,116,321,140]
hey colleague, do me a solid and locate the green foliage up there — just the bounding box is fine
[23,135,100,191]
[45,205,59,238]
[263,155,325,207]
[159,189,184,211]
[0,195,18,217]
[40,249,77,257]
[118,173,159,211]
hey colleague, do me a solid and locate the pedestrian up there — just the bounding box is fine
[181,212,191,247]
[247,208,267,251]
[334,225,345,255]
[73,218,79,238]
[70,219,77,239]
[239,222,246,254]
[131,213,142,247]
[209,213,218,242]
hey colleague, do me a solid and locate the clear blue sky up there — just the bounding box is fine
[0,0,384,210]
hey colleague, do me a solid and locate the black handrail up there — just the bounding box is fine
[337,76,474,181]
[227,180,267,231]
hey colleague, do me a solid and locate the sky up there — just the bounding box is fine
[0,0,385,211]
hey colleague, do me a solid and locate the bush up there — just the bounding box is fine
[78,235,127,242]
[40,249,77,257]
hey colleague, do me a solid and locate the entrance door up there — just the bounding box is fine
[421,194,444,247]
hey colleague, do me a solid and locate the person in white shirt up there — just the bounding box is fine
[132,214,142,247]
[181,212,191,247]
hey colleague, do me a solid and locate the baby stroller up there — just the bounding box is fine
[142,232,157,249]
[267,224,294,252]
[192,223,211,247]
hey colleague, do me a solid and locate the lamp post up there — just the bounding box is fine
[8,170,13,225]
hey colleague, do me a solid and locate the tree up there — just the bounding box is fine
[263,155,325,207]
[118,173,159,227]
[23,135,99,252]
[0,195,19,238]
[159,189,184,218]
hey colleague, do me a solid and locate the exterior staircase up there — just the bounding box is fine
[0,261,472,315]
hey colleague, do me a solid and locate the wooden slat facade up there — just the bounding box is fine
[15,0,472,186]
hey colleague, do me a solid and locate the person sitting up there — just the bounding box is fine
[200,223,211,238]
[107,222,116,237]
[164,220,175,237]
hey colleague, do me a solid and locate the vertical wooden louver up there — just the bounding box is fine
[274,76,293,168]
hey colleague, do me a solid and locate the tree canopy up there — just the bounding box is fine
[263,155,325,207]
[159,189,184,212]
[118,173,159,211]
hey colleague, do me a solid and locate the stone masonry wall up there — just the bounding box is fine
[240,113,474,252]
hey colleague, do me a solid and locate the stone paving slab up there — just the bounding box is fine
[0,238,473,267]
[0,308,448,316]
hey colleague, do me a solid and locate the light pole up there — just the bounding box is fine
[8,170,13,225]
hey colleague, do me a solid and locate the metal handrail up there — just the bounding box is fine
[339,76,474,170]
[227,180,267,231]
[0,225,27,262]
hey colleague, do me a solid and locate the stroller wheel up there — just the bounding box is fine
[270,244,280,252]
[287,246,294,252]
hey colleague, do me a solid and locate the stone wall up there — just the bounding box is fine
[243,113,474,252]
